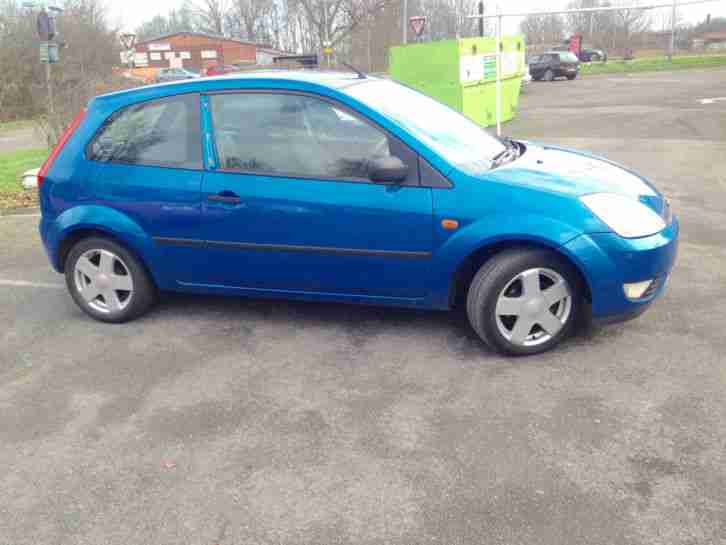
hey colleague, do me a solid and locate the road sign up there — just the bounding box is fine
[409,16,426,38]
[119,33,136,50]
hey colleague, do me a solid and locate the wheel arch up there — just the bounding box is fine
[58,226,160,291]
[448,238,593,308]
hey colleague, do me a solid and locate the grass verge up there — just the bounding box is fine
[581,54,726,75]
[0,148,48,210]
[0,119,34,133]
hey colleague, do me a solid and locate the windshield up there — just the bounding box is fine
[559,52,579,63]
[346,79,506,173]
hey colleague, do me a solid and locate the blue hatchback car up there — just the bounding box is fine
[38,71,678,355]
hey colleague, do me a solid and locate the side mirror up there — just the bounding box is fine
[368,155,408,184]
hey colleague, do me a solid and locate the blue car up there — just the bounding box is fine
[38,71,678,355]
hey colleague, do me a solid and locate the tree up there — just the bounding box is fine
[192,0,228,35]
[564,0,616,48]
[520,13,565,47]
[612,5,650,48]
[226,0,271,42]
[134,5,196,41]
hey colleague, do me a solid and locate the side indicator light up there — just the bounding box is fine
[441,219,459,230]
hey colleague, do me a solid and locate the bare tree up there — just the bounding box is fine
[227,0,270,42]
[612,5,651,48]
[135,5,196,41]
[192,0,228,35]
[520,13,565,47]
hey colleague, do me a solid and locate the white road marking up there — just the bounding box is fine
[699,97,726,105]
[0,213,41,218]
[0,279,63,289]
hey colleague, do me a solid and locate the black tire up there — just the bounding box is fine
[65,237,157,323]
[567,73,578,80]
[466,248,583,356]
[543,69,554,82]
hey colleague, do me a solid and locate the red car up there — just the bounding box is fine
[205,63,238,76]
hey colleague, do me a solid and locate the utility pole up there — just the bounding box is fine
[402,0,408,44]
[668,0,677,62]
[478,2,484,37]
[495,5,502,137]
[46,62,54,119]
[323,0,331,68]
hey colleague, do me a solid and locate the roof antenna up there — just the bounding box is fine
[341,62,366,79]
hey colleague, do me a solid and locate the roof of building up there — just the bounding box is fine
[135,31,268,48]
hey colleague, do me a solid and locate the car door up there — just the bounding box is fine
[197,91,434,299]
[86,93,204,282]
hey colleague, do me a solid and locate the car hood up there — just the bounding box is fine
[489,142,664,213]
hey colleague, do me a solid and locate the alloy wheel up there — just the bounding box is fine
[495,268,572,347]
[73,249,134,314]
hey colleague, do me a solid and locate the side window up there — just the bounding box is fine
[88,94,202,169]
[210,92,417,184]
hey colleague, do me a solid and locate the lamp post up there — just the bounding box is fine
[668,0,677,62]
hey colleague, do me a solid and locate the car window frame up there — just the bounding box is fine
[85,92,203,171]
[205,89,423,187]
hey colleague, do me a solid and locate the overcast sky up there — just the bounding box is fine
[108,0,724,35]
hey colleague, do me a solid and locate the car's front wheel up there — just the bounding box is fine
[65,237,156,323]
[466,248,582,356]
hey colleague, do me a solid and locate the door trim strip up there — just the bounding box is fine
[154,237,431,260]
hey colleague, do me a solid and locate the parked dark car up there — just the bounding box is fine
[155,68,199,83]
[529,51,580,81]
[580,48,607,62]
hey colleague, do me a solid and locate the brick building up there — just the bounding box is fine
[133,32,260,72]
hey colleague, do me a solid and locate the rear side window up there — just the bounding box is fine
[559,52,579,63]
[209,92,417,184]
[88,94,201,169]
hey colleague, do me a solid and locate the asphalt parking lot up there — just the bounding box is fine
[2,68,726,544]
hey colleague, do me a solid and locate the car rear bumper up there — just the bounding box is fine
[564,216,679,322]
[39,216,63,273]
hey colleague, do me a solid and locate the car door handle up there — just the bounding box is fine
[208,192,242,204]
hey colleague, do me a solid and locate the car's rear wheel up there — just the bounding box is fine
[567,73,578,80]
[65,237,156,323]
[543,69,554,82]
[466,248,582,356]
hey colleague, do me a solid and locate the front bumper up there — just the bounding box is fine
[564,216,679,322]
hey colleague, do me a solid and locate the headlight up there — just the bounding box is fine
[580,193,666,238]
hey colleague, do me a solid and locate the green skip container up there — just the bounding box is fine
[389,36,527,127]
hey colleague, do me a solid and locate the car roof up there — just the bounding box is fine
[96,70,369,104]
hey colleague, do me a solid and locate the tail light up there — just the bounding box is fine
[37,108,86,189]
